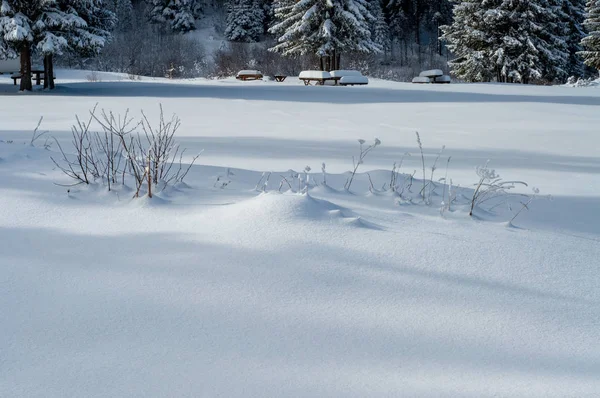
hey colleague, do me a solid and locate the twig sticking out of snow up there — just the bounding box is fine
[30,117,49,147]
[345,138,381,192]
[469,161,528,217]
[415,132,426,202]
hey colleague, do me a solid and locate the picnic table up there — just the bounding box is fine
[299,71,341,85]
[274,75,287,82]
[413,70,451,84]
[11,69,50,86]
[418,69,450,84]
[236,70,263,81]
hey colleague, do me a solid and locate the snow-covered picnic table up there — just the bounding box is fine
[413,69,451,84]
[299,70,368,86]
[298,70,338,85]
[236,70,263,81]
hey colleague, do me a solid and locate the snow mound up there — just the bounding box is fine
[214,192,377,229]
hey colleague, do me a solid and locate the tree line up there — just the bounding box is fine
[2,0,599,90]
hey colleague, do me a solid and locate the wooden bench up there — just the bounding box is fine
[338,75,369,86]
[11,70,53,86]
[299,77,340,85]
[274,75,287,82]
[433,75,451,84]
[236,70,263,81]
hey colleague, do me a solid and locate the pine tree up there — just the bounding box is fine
[0,0,41,91]
[560,0,586,77]
[225,0,264,42]
[269,0,381,70]
[441,0,496,82]
[148,0,196,32]
[115,0,135,32]
[387,0,409,45]
[443,0,568,84]
[370,0,391,57]
[580,0,600,71]
[43,0,114,89]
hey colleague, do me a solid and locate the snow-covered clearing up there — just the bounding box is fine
[1,72,599,397]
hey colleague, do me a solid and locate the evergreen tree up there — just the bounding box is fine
[0,0,42,90]
[115,0,135,32]
[225,0,264,42]
[443,0,568,83]
[370,0,391,57]
[148,0,197,32]
[441,0,496,82]
[387,0,410,46]
[580,0,600,71]
[269,0,381,70]
[45,0,114,88]
[561,0,586,77]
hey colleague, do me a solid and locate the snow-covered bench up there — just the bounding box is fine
[412,76,431,84]
[433,75,451,84]
[330,70,362,78]
[236,70,263,81]
[299,70,336,86]
[339,75,369,86]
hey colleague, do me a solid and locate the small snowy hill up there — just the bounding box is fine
[1,74,599,397]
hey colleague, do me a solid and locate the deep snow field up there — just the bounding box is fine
[1,71,600,397]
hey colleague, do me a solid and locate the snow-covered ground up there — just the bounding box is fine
[1,72,599,397]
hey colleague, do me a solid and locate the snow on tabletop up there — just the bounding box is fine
[237,70,262,76]
[330,70,363,77]
[299,70,332,79]
[419,69,444,77]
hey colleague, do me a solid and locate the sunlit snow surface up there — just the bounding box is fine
[1,71,599,397]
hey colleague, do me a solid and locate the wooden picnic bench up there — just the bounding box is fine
[274,75,287,82]
[299,76,340,86]
[11,70,51,86]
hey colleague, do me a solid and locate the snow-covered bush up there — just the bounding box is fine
[52,106,200,198]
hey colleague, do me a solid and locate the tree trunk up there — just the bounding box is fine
[332,49,336,71]
[19,44,32,92]
[43,56,49,89]
[48,54,55,89]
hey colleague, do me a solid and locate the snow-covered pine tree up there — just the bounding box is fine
[560,0,586,77]
[443,0,568,83]
[502,0,568,83]
[386,0,408,50]
[115,0,135,32]
[60,0,115,58]
[369,0,391,57]
[148,0,197,33]
[441,0,497,82]
[225,0,264,42]
[269,0,380,70]
[0,0,41,90]
[580,0,600,71]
